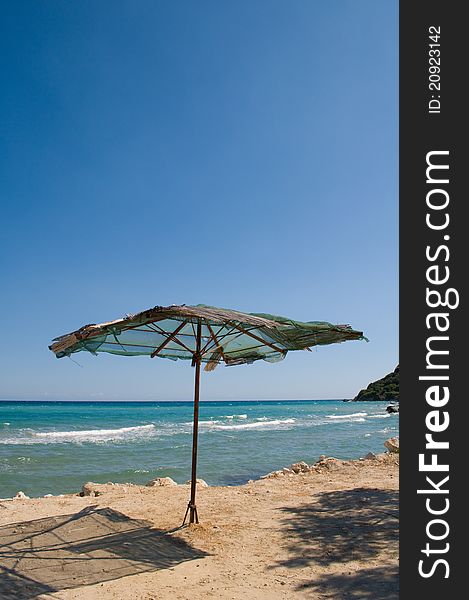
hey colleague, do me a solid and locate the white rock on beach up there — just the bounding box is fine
[289,461,311,474]
[384,437,399,453]
[185,478,209,487]
[81,482,105,497]
[146,477,178,487]
[14,491,30,500]
[260,469,284,479]
[313,457,343,471]
[80,482,136,496]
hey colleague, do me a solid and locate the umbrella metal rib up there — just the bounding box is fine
[150,321,187,358]
[229,322,286,355]
[205,320,228,363]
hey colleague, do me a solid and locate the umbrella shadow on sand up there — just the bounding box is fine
[272,487,399,599]
[0,505,208,600]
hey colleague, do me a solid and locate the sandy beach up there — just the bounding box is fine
[0,453,398,599]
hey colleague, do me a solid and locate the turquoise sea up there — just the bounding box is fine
[0,400,398,499]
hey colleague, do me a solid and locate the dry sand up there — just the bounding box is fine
[0,454,398,599]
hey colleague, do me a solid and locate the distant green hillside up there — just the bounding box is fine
[353,366,399,401]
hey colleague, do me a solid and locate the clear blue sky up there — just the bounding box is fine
[0,1,398,401]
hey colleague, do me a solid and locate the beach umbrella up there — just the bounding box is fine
[49,304,365,524]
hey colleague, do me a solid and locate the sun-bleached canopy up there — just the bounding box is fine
[49,304,365,371]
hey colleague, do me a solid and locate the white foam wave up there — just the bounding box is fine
[210,418,296,431]
[30,424,156,443]
[368,414,392,419]
[327,412,367,420]
[225,414,247,420]
[38,425,155,438]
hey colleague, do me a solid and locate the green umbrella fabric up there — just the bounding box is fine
[49,304,365,370]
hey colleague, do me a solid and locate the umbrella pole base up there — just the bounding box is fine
[182,501,199,526]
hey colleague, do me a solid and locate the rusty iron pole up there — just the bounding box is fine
[183,319,202,525]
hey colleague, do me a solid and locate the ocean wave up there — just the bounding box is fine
[209,418,296,431]
[327,412,367,420]
[367,414,392,419]
[37,424,155,439]
[186,415,248,427]
[0,424,156,444]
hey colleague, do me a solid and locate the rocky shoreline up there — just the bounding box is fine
[2,437,399,502]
